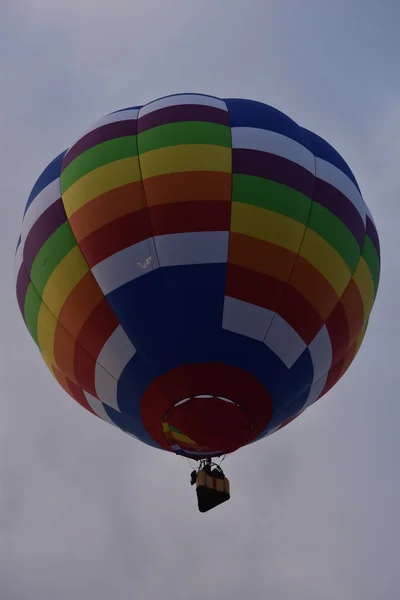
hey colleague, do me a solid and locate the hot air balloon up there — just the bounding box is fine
[15,94,380,512]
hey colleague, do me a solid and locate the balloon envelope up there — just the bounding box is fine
[15,94,380,458]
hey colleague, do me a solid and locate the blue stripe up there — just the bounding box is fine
[15,234,21,254]
[224,98,314,152]
[23,150,66,216]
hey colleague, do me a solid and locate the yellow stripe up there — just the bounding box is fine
[230,202,305,253]
[41,351,57,378]
[299,229,351,296]
[172,431,197,446]
[42,246,89,317]
[139,144,231,178]
[62,157,141,217]
[352,257,375,321]
[37,302,58,365]
[355,322,367,353]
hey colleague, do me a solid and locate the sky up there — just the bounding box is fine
[1,0,399,598]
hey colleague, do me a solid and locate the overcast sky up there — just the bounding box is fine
[1,1,399,598]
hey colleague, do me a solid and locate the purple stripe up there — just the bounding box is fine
[138,105,230,133]
[232,149,315,198]
[16,265,30,318]
[62,120,138,169]
[313,179,365,250]
[366,215,380,259]
[23,198,67,273]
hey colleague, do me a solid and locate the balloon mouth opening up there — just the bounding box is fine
[162,394,254,459]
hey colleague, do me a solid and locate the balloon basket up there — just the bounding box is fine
[194,468,230,513]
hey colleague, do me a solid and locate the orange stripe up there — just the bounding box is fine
[57,272,104,340]
[53,324,79,383]
[339,279,365,345]
[228,233,338,321]
[289,256,339,321]
[142,171,232,206]
[228,232,295,282]
[51,364,74,397]
[68,181,145,241]
[53,272,105,385]
[53,322,99,395]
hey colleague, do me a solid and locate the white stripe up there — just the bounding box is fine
[91,237,159,296]
[94,325,137,411]
[84,391,118,424]
[21,178,61,246]
[96,324,137,376]
[222,297,274,341]
[308,325,332,385]
[316,158,366,224]
[84,391,140,440]
[92,232,229,295]
[99,108,140,125]
[139,94,227,117]
[231,127,315,174]
[263,314,307,368]
[301,373,328,410]
[155,231,229,267]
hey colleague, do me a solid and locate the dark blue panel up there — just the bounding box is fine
[160,263,227,341]
[24,150,66,215]
[106,269,180,370]
[110,263,316,447]
[224,98,313,152]
[103,401,160,449]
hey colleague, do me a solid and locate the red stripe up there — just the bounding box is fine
[339,340,358,380]
[322,358,345,396]
[148,200,231,236]
[325,301,350,367]
[78,209,152,267]
[340,279,365,345]
[226,264,323,343]
[226,264,285,312]
[73,298,119,396]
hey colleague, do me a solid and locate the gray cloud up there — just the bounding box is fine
[1,1,399,598]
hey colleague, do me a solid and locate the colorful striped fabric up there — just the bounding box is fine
[15,94,380,458]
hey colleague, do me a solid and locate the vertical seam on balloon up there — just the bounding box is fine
[261,129,317,345]
[272,231,369,424]
[224,97,234,328]
[136,102,189,403]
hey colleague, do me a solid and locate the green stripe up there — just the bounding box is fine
[362,235,380,293]
[60,136,137,192]
[24,283,42,345]
[30,222,77,296]
[308,203,360,272]
[138,122,231,154]
[170,425,183,434]
[232,174,311,224]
